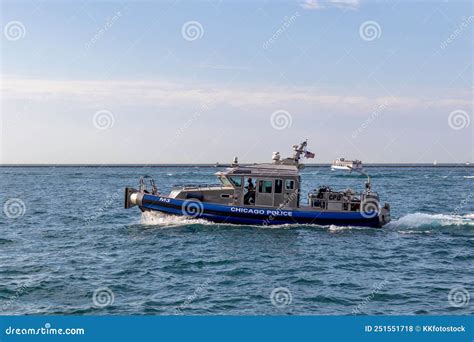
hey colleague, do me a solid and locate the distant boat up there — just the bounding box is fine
[433,160,437,166]
[331,158,363,172]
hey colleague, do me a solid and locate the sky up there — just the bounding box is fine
[0,0,472,164]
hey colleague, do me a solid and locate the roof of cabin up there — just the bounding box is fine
[216,163,300,177]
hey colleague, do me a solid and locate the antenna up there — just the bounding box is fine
[292,140,308,161]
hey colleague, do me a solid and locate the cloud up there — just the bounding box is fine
[301,0,360,11]
[301,0,324,10]
[1,76,470,115]
[196,63,251,71]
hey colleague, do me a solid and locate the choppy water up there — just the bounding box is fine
[0,166,473,315]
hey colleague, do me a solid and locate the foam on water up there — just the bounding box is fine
[140,211,474,232]
[140,211,211,227]
[388,212,474,230]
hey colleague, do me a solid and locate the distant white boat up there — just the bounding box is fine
[331,158,363,172]
[433,160,437,166]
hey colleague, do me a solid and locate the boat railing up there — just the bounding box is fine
[139,175,158,195]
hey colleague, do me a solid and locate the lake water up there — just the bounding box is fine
[1,166,472,315]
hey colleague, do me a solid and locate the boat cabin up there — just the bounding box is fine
[168,163,301,209]
[169,142,310,209]
[216,164,300,208]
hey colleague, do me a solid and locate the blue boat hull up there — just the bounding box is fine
[137,193,382,228]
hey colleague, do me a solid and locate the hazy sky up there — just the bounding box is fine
[1,0,472,164]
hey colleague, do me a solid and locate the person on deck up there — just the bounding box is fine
[244,178,256,204]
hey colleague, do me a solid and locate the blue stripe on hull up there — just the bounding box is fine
[140,194,381,228]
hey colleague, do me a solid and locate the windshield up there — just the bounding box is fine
[219,177,232,187]
[228,176,242,188]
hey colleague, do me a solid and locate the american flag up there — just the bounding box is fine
[304,150,315,159]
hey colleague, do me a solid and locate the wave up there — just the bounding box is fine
[139,209,474,233]
[463,176,474,179]
[140,211,211,227]
[139,214,374,232]
[388,213,474,231]
[327,224,373,232]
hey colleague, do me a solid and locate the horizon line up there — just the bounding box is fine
[0,163,472,168]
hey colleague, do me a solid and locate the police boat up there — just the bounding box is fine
[124,141,391,228]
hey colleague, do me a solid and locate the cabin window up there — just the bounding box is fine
[258,180,273,193]
[221,194,231,198]
[285,179,295,190]
[350,203,360,211]
[275,179,283,193]
[219,177,232,187]
[228,176,242,188]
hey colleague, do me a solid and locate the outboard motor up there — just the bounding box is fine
[124,175,157,209]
